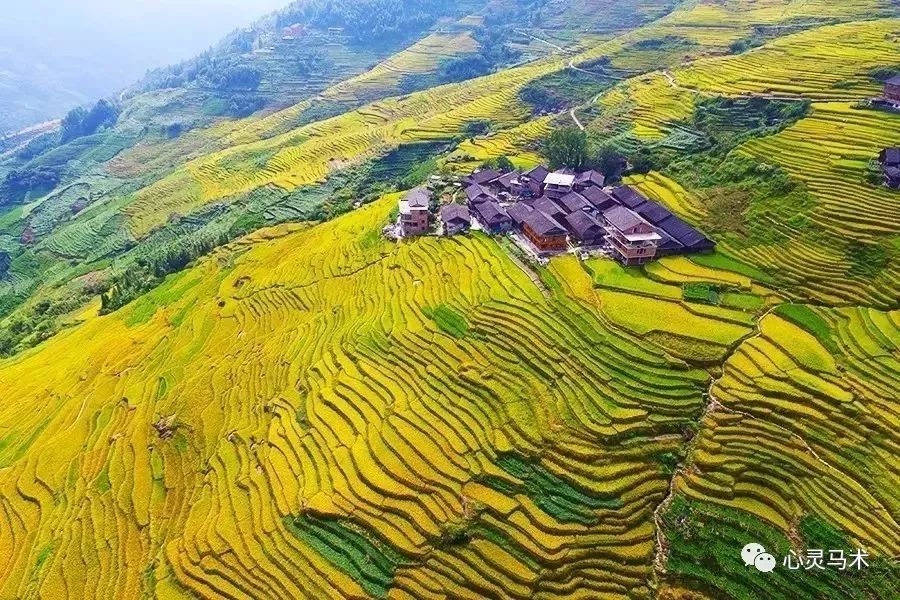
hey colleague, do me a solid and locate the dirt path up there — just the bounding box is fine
[569,108,585,131]
[514,28,567,54]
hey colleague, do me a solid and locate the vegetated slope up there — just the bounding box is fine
[0,0,693,357]
[0,196,711,598]
[0,2,898,597]
[2,0,894,361]
[663,307,900,599]
[585,17,900,308]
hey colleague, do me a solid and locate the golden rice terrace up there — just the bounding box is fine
[0,0,897,598]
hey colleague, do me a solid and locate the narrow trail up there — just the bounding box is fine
[514,28,567,54]
[569,108,585,131]
[651,305,777,576]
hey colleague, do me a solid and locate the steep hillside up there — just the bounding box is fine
[0,0,899,598]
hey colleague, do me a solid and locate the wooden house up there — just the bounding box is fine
[611,185,648,209]
[464,183,495,205]
[602,206,660,266]
[510,166,548,197]
[880,148,900,169]
[574,170,605,191]
[473,201,511,234]
[656,214,715,254]
[557,191,591,214]
[530,196,567,222]
[440,204,471,235]
[581,187,618,212]
[543,171,576,200]
[462,169,501,187]
[506,202,534,231]
[563,210,605,247]
[885,76,900,104]
[522,211,568,254]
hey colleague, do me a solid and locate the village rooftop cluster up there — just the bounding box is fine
[394,164,715,266]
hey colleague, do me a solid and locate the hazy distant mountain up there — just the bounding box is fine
[0,0,289,133]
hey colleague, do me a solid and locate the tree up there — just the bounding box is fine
[480,155,514,172]
[60,106,89,142]
[82,99,119,134]
[463,119,491,138]
[59,100,119,143]
[596,145,627,182]
[495,155,514,172]
[0,251,10,278]
[545,128,588,170]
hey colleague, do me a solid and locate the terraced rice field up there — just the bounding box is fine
[665,306,900,596]
[671,19,899,100]
[123,60,561,238]
[581,15,900,309]
[0,197,718,598]
[323,30,479,104]
[2,2,899,597]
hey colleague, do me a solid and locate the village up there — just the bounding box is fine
[390,162,715,266]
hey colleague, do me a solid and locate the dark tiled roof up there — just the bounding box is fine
[465,184,493,202]
[532,196,566,220]
[657,231,685,252]
[474,201,510,226]
[525,165,550,183]
[887,75,900,86]
[506,202,533,226]
[603,205,645,232]
[563,210,604,240]
[523,210,567,237]
[492,171,520,189]
[557,192,591,213]
[611,185,647,209]
[657,215,714,250]
[635,201,674,225]
[575,170,605,188]
[405,187,431,208]
[440,204,470,224]
[881,148,900,165]
[465,169,502,185]
[581,187,618,211]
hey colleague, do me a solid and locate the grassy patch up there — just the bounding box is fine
[479,452,621,525]
[422,304,469,338]
[682,282,720,305]
[284,514,410,599]
[663,497,899,600]
[519,69,616,115]
[773,304,838,353]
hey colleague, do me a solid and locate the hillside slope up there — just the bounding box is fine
[0,0,899,598]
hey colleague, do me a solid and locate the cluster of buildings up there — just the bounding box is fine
[880,148,900,188]
[396,164,714,266]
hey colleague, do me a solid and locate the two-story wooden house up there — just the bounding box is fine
[602,206,661,266]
